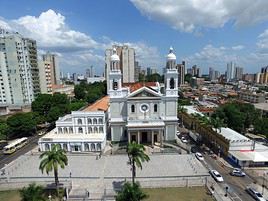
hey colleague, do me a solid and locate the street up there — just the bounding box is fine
[0,135,39,169]
[202,153,255,201]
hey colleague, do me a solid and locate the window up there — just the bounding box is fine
[99,127,103,133]
[77,119,82,125]
[154,104,158,112]
[78,127,83,133]
[69,127,73,133]
[58,128,62,134]
[91,143,96,151]
[99,118,103,124]
[94,127,98,133]
[88,118,92,124]
[170,78,175,89]
[89,127,93,133]
[131,105,135,113]
[64,127,68,133]
[97,143,101,151]
[93,118,97,124]
[45,144,50,151]
[63,144,68,151]
[113,80,118,90]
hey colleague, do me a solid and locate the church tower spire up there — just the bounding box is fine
[165,47,178,97]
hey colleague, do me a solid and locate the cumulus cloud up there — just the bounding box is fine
[232,45,244,50]
[257,29,268,53]
[131,0,268,33]
[0,9,161,74]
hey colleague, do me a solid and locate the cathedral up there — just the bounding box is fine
[108,47,178,145]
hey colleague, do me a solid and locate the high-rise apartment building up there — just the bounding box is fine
[134,61,140,82]
[105,45,135,90]
[234,67,243,81]
[38,52,60,94]
[0,33,40,106]
[177,62,185,86]
[209,67,220,81]
[226,62,235,82]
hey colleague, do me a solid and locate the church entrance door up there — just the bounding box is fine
[141,132,147,143]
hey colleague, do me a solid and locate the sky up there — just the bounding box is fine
[0,0,268,75]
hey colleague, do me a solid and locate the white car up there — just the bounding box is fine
[246,187,266,201]
[176,131,181,136]
[230,168,246,177]
[195,152,204,161]
[181,137,188,143]
[210,170,224,182]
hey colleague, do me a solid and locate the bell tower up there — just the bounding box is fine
[165,47,178,97]
[108,48,123,98]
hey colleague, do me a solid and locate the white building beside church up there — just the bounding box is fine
[38,96,109,152]
[108,47,178,145]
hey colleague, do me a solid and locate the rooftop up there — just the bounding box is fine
[83,96,109,112]
[218,127,250,142]
[123,82,158,93]
[254,103,268,112]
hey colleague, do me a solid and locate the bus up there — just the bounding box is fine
[3,137,28,154]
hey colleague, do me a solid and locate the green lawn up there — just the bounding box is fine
[143,187,215,201]
[0,190,20,201]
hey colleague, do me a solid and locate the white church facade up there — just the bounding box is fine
[108,47,178,145]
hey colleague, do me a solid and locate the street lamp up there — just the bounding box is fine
[225,186,229,197]
[48,194,52,201]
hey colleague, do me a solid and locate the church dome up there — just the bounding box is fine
[166,47,176,61]
[111,48,120,62]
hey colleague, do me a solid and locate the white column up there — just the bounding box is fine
[151,131,154,146]
[160,129,163,147]
[138,131,140,144]
[128,131,131,143]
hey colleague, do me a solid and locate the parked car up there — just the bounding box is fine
[181,136,188,143]
[246,187,266,201]
[176,131,181,136]
[195,152,204,161]
[230,168,246,177]
[210,170,224,182]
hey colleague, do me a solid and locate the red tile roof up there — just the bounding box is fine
[123,82,157,92]
[83,96,109,112]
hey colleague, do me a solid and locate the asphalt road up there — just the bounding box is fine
[0,135,39,169]
[203,153,255,201]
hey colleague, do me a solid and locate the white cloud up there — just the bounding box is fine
[232,45,244,50]
[257,29,268,53]
[0,9,161,74]
[131,0,268,33]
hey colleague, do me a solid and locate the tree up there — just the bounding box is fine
[0,121,9,140]
[210,117,225,133]
[67,101,86,112]
[7,113,37,138]
[115,182,148,201]
[20,183,45,201]
[39,144,68,188]
[127,142,150,185]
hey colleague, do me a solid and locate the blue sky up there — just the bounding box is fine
[0,0,268,75]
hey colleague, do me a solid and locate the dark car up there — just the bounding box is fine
[246,187,266,201]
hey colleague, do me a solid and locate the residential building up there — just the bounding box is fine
[0,32,40,106]
[87,77,105,83]
[52,84,74,98]
[234,66,243,81]
[39,52,60,94]
[108,47,178,144]
[239,91,266,103]
[39,96,109,152]
[134,61,140,82]
[242,73,255,83]
[105,45,135,91]
[226,62,235,82]
[177,62,185,86]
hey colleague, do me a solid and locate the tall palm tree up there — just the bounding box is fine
[39,144,68,188]
[127,142,150,185]
[20,183,45,201]
[211,117,224,133]
[115,182,148,201]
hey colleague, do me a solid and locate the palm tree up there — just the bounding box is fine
[178,106,187,127]
[115,182,148,201]
[211,117,224,133]
[127,142,150,185]
[20,183,45,201]
[39,144,68,188]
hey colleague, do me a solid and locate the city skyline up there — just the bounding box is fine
[0,0,268,74]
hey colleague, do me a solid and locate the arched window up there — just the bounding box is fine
[97,143,101,151]
[64,127,68,134]
[63,143,68,151]
[170,78,175,89]
[69,127,73,133]
[154,104,158,112]
[77,119,82,125]
[88,118,92,124]
[113,79,118,90]
[89,127,93,133]
[131,105,135,113]
[93,118,97,124]
[94,127,98,133]
[99,118,103,124]
[99,127,103,133]
[91,143,96,151]
[58,128,62,134]
[45,143,50,151]
[84,143,89,151]
[78,127,83,133]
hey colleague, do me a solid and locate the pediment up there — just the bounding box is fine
[127,86,161,98]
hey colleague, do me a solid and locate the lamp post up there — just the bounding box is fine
[225,186,229,197]
[48,194,52,201]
